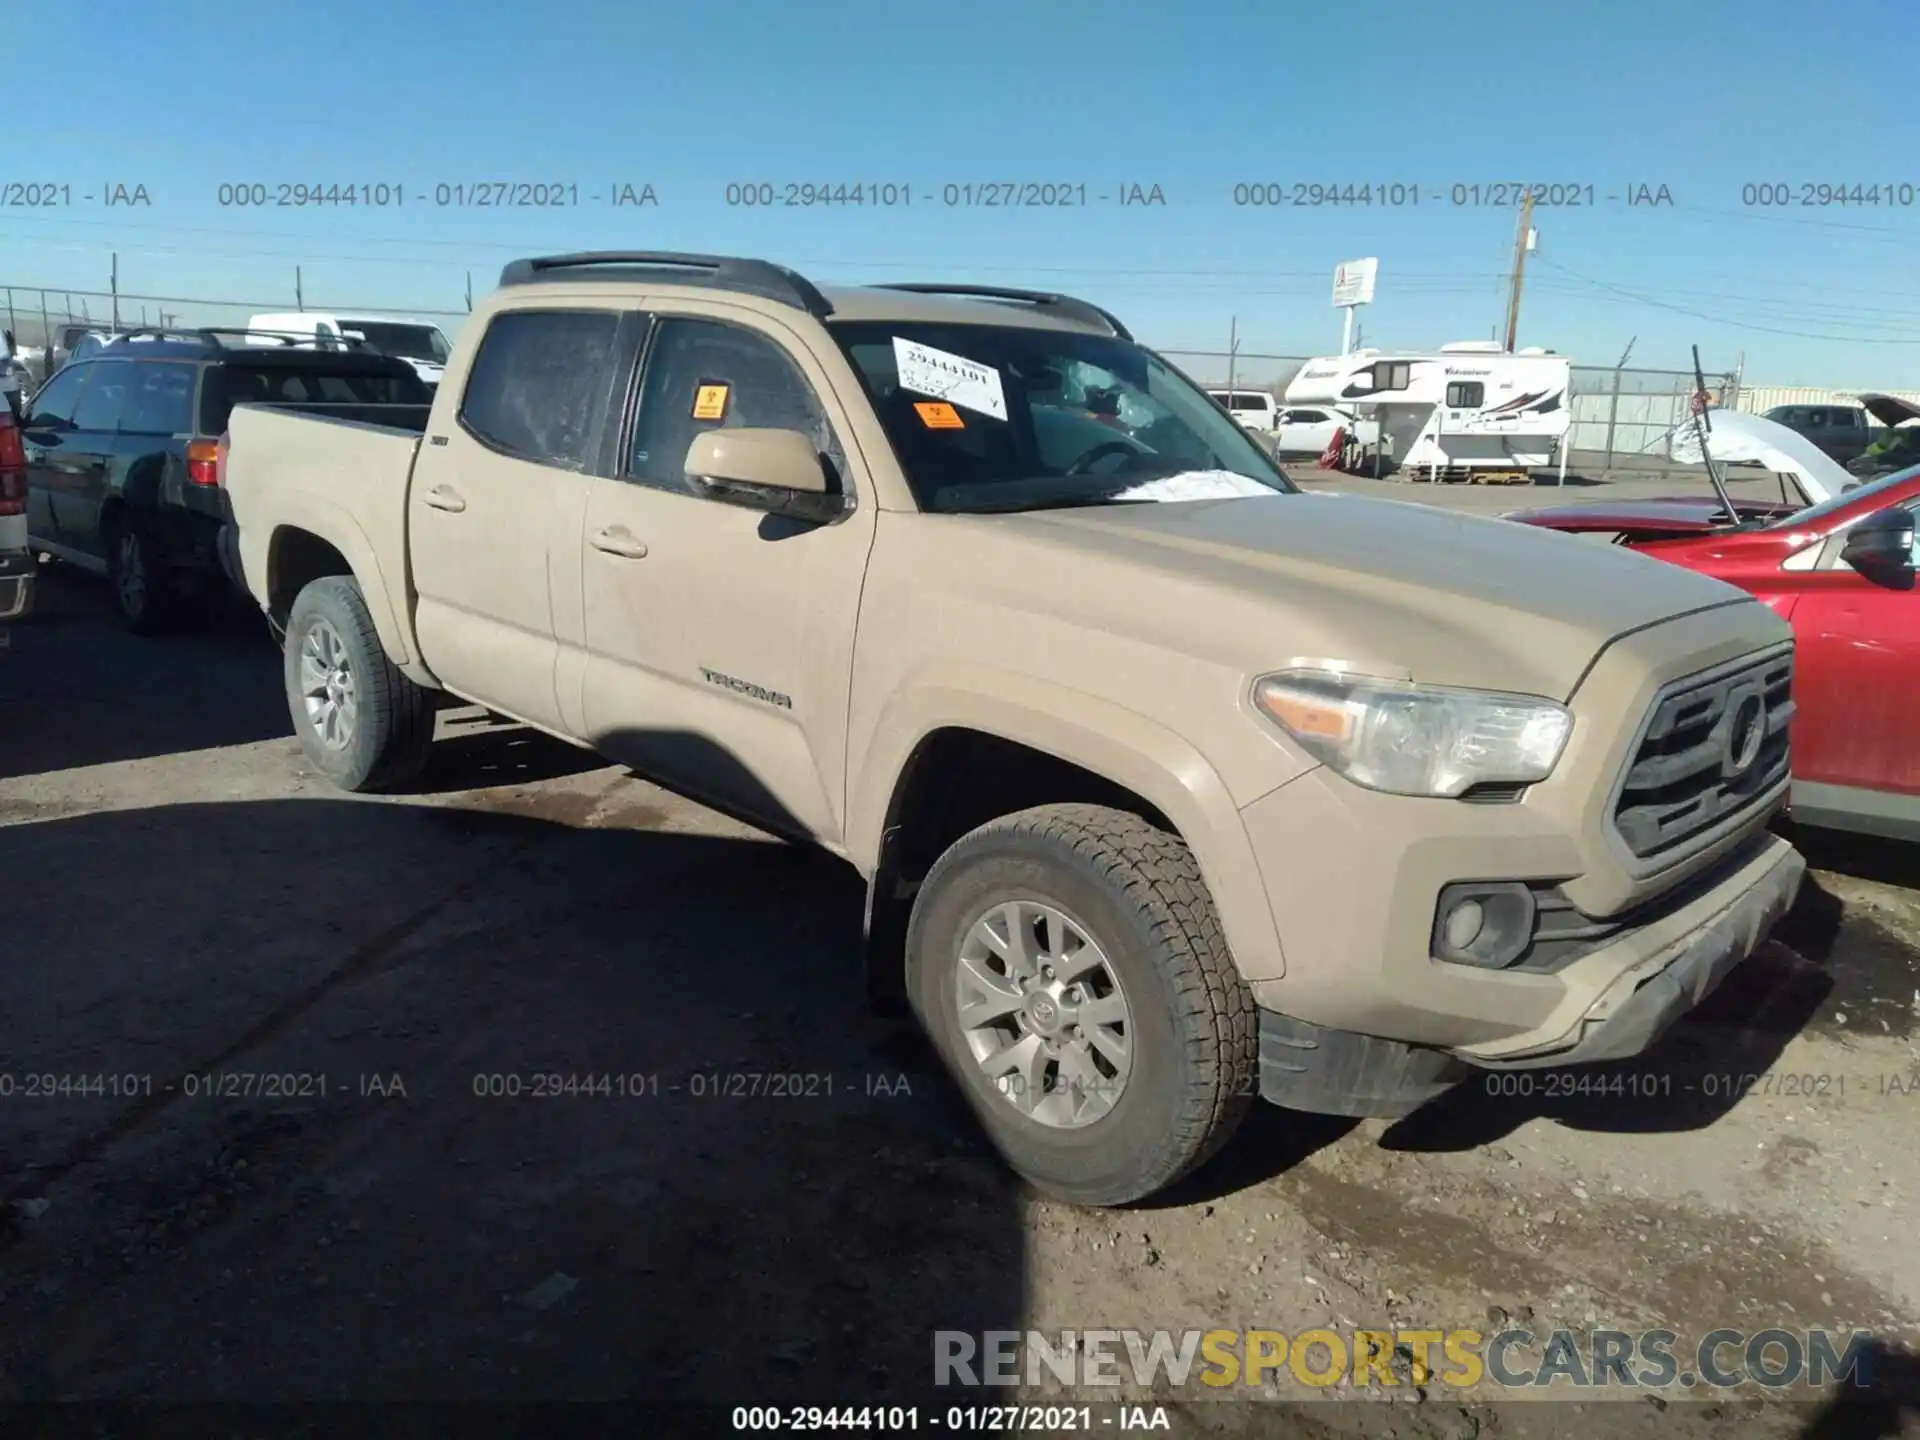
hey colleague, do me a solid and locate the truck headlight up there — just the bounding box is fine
[1252,668,1572,798]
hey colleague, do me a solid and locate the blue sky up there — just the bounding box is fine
[9,0,1919,383]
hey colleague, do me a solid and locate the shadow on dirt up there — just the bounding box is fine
[0,568,287,781]
[412,712,612,794]
[0,792,1026,1404]
[1797,1339,1920,1436]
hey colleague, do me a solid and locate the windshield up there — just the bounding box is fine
[340,321,450,365]
[829,321,1294,513]
[1767,462,1920,531]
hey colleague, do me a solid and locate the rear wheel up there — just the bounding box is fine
[106,518,175,635]
[907,803,1259,1207]
[283,575,435,792]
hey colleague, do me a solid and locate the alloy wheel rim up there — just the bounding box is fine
[954,899,1134,1129]
[298,619,358,751]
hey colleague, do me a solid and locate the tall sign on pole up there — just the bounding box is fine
[1332,258,1377,356]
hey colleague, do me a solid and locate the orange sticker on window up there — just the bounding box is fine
[692,383,730,420]
[914,401,964,429]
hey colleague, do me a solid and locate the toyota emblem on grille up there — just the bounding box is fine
[1724,687,1767,777]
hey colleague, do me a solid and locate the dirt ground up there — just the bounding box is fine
[2,544,1917,1437]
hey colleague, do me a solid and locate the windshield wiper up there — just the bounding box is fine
[961,490,1161,514]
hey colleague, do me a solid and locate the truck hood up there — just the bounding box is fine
[1004,492,1756,701]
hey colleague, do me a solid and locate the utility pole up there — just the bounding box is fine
[110,252,120,331]
[1502,192,1535,352]
[1226,316,1239,395]
[295,266,304,311]
[465,270,473,312]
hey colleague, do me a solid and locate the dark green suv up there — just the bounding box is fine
[23,329,430,633]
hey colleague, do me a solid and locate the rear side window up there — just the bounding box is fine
[459,309,621,470]
[72,362,129,430]
[200,363,427,434]
[1445,381,1485,408]
[117,362,198,435]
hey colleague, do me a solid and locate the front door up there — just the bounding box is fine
[20,362,115,559]
[60,359,130,556]
[578,309,877,844]
[408,306,623,733]
[1789,501,1920,797]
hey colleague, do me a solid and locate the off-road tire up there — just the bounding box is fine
[104,515,176,636]
[283,575,435,793]
[907,803,1259,1206]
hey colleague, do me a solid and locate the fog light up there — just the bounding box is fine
[1443,899,1486,951]
[1432,883,1537,969]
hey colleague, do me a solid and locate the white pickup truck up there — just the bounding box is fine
[217,251,1805,1206]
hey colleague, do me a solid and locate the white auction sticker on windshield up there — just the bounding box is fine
[893,337,1007,421]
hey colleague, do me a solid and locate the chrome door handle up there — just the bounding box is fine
[423,484,466,513]
[590,527,649,559]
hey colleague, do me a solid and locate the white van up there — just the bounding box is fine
[1206,389,1278,433]
[245,313,451,388]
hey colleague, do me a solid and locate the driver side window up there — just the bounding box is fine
[1818,497,1920,572]
[26,363,89,430]
[627,318,844,497]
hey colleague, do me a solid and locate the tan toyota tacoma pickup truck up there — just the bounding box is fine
[218,251,1805,1206]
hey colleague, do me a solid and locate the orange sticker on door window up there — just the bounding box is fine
[692,383,730,420]
[914,401,964,429]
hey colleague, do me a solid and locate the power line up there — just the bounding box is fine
[1533,257,1920,344]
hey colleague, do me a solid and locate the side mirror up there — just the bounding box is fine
[684,427,845,523]
[1840,507,1916,576]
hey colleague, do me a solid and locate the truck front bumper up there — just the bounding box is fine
[1236,757,1806,1118]
[1253,836,1804,1117]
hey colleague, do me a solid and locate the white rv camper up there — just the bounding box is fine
[1284,342,1571,481]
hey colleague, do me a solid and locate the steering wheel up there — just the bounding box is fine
[1064,439,1141,476]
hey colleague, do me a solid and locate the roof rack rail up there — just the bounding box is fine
[498,251,834,320]
[869,284,1132,341]
[105,326,380,353]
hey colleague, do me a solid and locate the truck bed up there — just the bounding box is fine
[247,401,435,433]
[222,403,430,635]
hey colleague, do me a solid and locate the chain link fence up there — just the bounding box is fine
[1160,346,1739,471]
[0,280,471,385]
[2,279,1744,470]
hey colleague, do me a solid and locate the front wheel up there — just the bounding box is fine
[906,803,1259,1207]
[283,575,435,792]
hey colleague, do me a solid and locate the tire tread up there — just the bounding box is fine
[286,575,434,792]
[918,802,1259,1203]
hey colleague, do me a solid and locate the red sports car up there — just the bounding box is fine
[1510,467,1920,841]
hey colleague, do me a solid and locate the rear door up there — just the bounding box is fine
[114,359,204,533]
[407,306,623,733]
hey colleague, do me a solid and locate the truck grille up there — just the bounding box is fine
[1610,647,1793,863]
